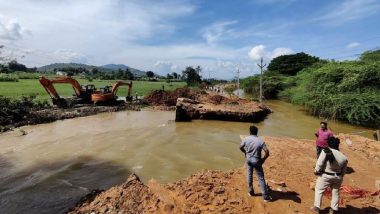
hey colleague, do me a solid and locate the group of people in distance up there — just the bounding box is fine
[240,122,348,214]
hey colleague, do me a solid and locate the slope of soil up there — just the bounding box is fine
[69,134,380,214]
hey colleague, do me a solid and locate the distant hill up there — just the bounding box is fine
[101,64,146,76]
[101,64,128,70]
[38,63,113,73]
[38,63,146,76]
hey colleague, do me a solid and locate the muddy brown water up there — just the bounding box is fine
[0,101,374,214]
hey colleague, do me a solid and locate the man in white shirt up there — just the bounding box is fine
[310,138,348,214]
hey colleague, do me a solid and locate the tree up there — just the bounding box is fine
[91,68,99,75]
[67,71,74,77]
[146,71,154,78]
[241,71,289,99]
[195,65,202,77]
[360,49,380,62]
[117,69,124,79]
[28,67,37,72]
[172,72,178,79]
[0,64,8,73]
[123,69,134,80]
[0,45,6,63]
[8,60,27,72]
[267,52,320,76]
[182,66,202,86]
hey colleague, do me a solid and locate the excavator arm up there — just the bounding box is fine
[111,81,133,101]
[39,76,84,97]
[50,76,83,96]
[39,76,61,99]
[39,76,93,107]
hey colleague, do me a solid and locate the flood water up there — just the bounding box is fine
[0,101,374,214]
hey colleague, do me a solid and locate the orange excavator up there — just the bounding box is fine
[39,76,96,107]
[91,81,133,104]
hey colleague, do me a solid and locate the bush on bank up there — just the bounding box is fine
[280,61,380,127]
[0,96,49,131]
[241,71,294,99]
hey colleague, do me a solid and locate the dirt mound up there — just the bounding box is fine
[143,88,199,106]
[175,92,271,122]
[208,94,228,105]
[68,174,160,214]
[69,135,380,214]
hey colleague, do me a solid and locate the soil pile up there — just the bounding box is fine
[176,92,271,122]
[143,88,199,106]
[69,134,380,214]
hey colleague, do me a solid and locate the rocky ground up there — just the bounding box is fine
[68,134,380,214]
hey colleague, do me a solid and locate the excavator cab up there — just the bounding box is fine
[83,84,96,92]
[91,81,133,104]
[99,86,112,94]
[79,84,97,100]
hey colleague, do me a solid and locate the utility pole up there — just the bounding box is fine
[257,57,266,105]
[236,67,240,97]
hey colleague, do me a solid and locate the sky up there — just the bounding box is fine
[0,0,380,79]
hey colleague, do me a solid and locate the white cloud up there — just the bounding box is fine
[0,0,296,79]
[154,60,180,74]
[248,45,268,60]
[271,47,294,58]
[0,44,32,62]
[54,49,88,64]
[347,42,360,49]
[0,0,196,59]
[315,0,380,25]
[0,15,29,41]
[202,20,238,45]
[248,45,293,61]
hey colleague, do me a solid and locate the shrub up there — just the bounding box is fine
[0,73,19,82]
[15,72,39,79]
[0,95,49,129]
[241,71,293,99]
[281,61,380,127]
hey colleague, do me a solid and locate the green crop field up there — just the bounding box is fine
[0,78,186,102]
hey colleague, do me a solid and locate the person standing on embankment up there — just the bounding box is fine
[310,139,348,214]
[240,125,272,202]
[315,122,334,157]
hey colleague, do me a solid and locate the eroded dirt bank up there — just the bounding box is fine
[143,88,271,122]
[69,134,380,214]
[1,104,142,132]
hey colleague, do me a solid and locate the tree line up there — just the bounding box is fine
[241,49,380,127]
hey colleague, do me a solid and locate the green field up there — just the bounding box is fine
[0,78,186,102]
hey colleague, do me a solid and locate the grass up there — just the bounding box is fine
[0,78,186,102]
